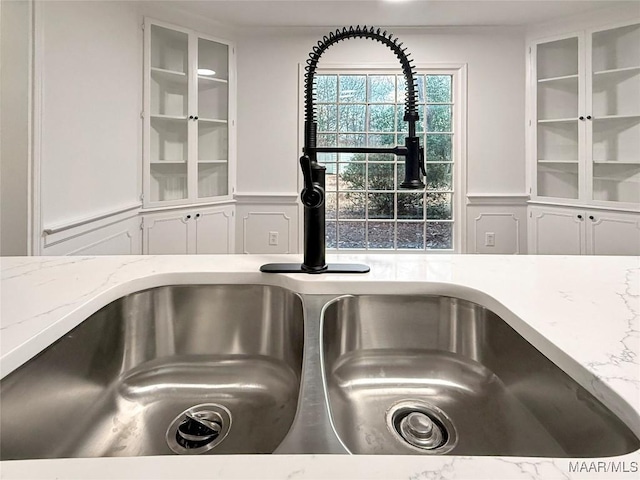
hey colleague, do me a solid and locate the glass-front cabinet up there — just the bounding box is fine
[144,19,234,207]
[532,21,640,208]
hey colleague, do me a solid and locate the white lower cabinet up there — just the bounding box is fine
[142,204,234,254]
[529,205,640,255]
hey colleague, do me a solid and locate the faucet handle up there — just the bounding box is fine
[300,155,324,209]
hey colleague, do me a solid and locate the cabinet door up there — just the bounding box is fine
[587,211,640,255]
[529,206,585,254]
[533,35,583,201]
[143,213,190,254]
[196,36,230,200]
[145,22,192,207]
[588,22,640,206]
[194,206,233,254]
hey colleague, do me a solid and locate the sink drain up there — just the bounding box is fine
[166,404,231,454]
[386,401,457,454]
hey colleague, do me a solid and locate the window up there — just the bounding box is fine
[315,70,460,251]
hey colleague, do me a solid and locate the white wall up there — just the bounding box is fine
[1,0,30,255]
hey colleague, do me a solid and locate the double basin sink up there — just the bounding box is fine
[1,284,639,459]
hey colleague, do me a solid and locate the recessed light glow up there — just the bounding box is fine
[198,68,216,76]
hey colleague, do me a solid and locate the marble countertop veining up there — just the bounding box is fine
[1,254,639,479]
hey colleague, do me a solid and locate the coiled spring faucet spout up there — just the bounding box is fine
[261,26,424,274]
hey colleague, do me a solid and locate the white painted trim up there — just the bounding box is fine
[234,192,299,204]
[472,213,521,254]
[43,207,141,248]
[467,194,530,206]
[528,200,640,214]
[140,199,236,214]
[43,203,142,235]
[30,0,43,255]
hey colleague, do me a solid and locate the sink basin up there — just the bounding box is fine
[1,285,304,459]
[321,294,640,456]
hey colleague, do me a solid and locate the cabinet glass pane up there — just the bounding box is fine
[150,163,188,202]
[151,25,188,74]
[591,23,640,204]
[537,164,579,199]
[537,37,578,80]
[198,38,228,121]
[198,163,228,198]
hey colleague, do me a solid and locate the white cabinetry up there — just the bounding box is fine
[528,20,639,254]
[529,205,640,255]
[142,204,234,254]
[143,18,235,208]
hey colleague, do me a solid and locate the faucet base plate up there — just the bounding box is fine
[260,263,370,274]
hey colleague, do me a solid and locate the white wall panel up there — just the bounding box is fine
[466,195,529,254]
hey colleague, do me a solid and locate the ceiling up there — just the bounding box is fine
[159,0,636,28]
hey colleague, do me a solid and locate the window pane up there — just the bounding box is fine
[326,192,337,219]
[318,152,337,163]
[318,134,337,148]
[369,153,396,162]
[338,192,365,219]
[368,193,394,219]
[326,221,337,248]
[338,221,365,248]
[368,222,395,248]
[339,104,366,132]
[318,105,337,131]
[426,163,453,191]
[397,192,424,219]
[317,75,337,103]
[325,165,337,192]
[369,105,396,132]
[368,163,394,190]
[368,75,396,103]
[338,163,365,190]
[426,222,453,249]
[426,75,452,103]
[426,192,452,220]
[397,222,425,249]
[426,135,452,162]
[339,75,366,103]
[368,133,395,147]
[338,133,366,147]
[426,105,452,132]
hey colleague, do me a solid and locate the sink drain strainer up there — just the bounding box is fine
[166,404,231,454]
[386,401,457,454]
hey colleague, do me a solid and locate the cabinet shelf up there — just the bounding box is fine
[151,161,187,165]
[538,160,579,164]
[198,118,227,124]
[198,159,228,163]
[593,114,640,121]
[538,118,578,124]
[538,74,579,83]
[151,67,187,84]
[593,65,640,76]
[198,75,228,84]
[151,114,187,122]
[593,161,640,166]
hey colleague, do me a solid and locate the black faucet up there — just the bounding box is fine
[261,26,424,274]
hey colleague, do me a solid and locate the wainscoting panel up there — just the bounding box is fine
[42,214,142,255]
[235,193,299,254]
[466,194,529,254]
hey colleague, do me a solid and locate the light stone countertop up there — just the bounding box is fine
[1,254,639,479]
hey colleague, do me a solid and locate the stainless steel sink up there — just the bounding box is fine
[321,295,640,457]
[0,285,304,459]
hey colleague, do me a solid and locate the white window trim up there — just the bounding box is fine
[297,63,468,254]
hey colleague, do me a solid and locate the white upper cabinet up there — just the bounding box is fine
[143,19,235,208]
[530,21,640,208]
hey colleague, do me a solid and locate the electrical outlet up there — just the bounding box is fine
[268,231,279,246]
[485,232,495,247]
